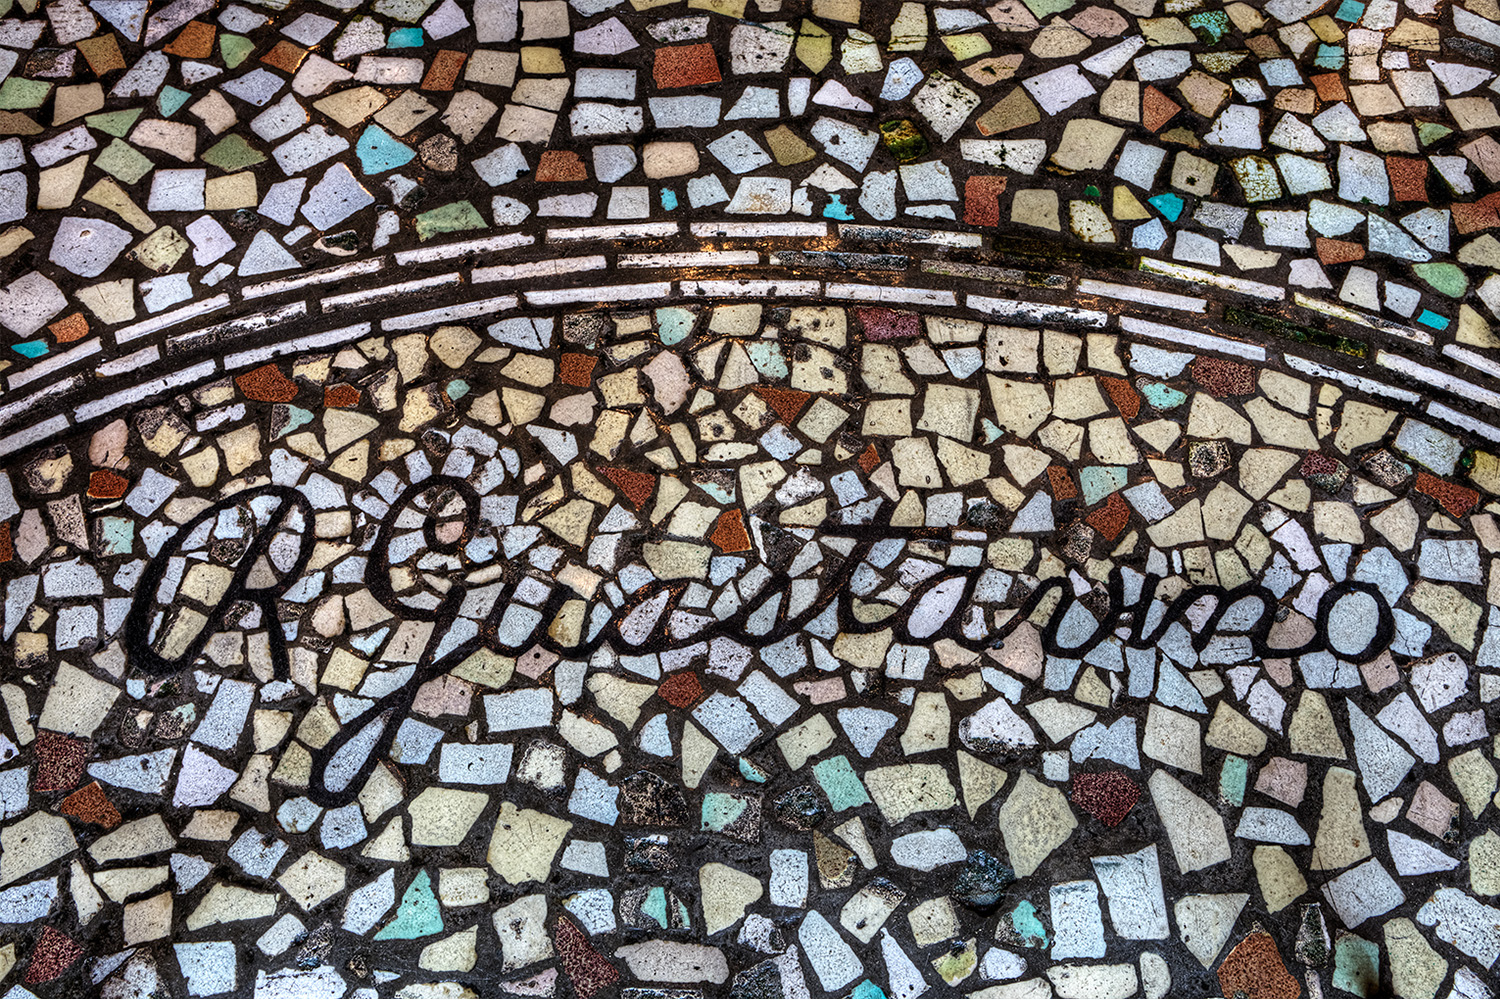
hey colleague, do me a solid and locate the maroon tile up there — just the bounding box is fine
[856,307,919,341]
[34,731,88,793]
[25,928,83,985]
[1191,356,1254,396]
[1071,771,1140,827]
[1300,451,1347,493]
[555,916,621,998]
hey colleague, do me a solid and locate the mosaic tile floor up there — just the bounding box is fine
[0,0,1499,996]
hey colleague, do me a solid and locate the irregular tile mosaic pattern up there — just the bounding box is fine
[1,0,1500,997]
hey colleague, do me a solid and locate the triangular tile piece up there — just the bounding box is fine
[89,0,147,40]
[957,749,1007,819]
[237,230,300,276]
[1175,893,1249,967]
[1142,85,1181,132]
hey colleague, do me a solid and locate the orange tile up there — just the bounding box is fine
[653,43,722,89]
[1452,200,1500,234]
[1387,156,1428,202]
[537,150,588,182]
[237,364,299,402]
[260,40,308,73]
[559,352,598,385]
[49,311,88,343]
[1311,72,1347,102]
[756,386,810,423]
[1315,237,1364,265]
[1142,86,1180,132]
[422,50,467,91]
[163,20,216,59]
[324,384,362,407]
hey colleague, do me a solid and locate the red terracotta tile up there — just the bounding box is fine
[709,509,751,552]
[1387,156,1429,202]
[560,352,597,386]
[963,175,1008,227]
[88,469,128,499]
[1098,376,1140,421]
[1452,200,1500,234]
[1217,932,1301,999]
[1311,72,1347,102]
[323,383,362,407]
[537,150,588,182]
[60,780,121,828]
[657,671,703,709]
[1415,470,1480,517]
[49,312,88,343]
[237,364,299,402]
[600,466,655,509]
[421,49,467,91]
[756,386,810,424]
[1086,491,1130,541]
[1047,465,1078,500]
[1142,86,1181,132]
[653,43,721,89]
[1315,236,1364,266]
